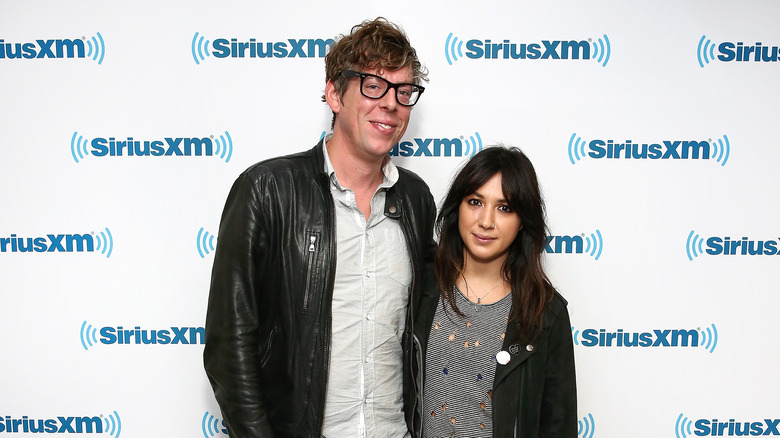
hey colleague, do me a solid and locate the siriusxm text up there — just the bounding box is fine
[463,39,590,60]
[545,235,587,254]
[90,137,214,157]
[579,328,699,347]
[0,39,85,59]
[706,237,779,256]
[211,38,333,58]
[389,138,472,157]
[0,416,101,434]
[1,234,93,253]
[588,140,710,160]
[695,418,780,436]
[718,42,780,62]
[100,326,204,345]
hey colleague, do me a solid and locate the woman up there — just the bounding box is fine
[415,146,576,437]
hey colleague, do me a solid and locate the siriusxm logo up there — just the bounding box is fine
[686,231,780,260]
[191,32,334,64]
[578,413,595,438]
[388,132,483,158]
[544,230,603,261]
[80,321,204,350]
[197,228,217,259]
[677,414,780,437]
[70,131,233,163]
[698,35,780,67]
[568,133,731,166]
[445,33,610,66]
[571,324,718,352]
[0,228,113,258]
[0,411,120,436]
[202,412,228,437]
[0,33,105,64]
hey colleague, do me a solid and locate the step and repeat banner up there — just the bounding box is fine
[2,1,779,437]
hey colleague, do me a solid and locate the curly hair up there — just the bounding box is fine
[322,17,428,126]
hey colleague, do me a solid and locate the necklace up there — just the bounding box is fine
[462,276,504,312]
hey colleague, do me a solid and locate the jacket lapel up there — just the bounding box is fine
[492,321,537,387]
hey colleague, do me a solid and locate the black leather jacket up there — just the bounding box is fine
[204,141,436,438]
[414,273,577,437]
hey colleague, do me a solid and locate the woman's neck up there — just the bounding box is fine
[457,256,510,305]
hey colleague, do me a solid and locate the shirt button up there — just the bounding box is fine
[365,314,371,320]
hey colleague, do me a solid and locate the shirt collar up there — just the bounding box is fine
[322,134,399,191]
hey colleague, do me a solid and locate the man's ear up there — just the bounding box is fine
[324,80,341,114]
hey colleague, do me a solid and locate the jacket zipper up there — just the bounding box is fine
[303,234,317,311]
[413,333,424,438]
[317,178,337,435]
[398,197,423,438]
[260,329,275,368]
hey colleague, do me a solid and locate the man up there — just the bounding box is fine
[204,18,435,438]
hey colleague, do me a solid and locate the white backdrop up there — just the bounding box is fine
[2,1,779,437]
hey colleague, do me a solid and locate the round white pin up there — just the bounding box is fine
[496,350,511,365]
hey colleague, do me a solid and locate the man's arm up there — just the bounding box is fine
[204,173,276,437]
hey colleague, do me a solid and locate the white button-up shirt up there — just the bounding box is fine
[321,140,412,438]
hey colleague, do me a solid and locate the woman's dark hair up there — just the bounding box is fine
[435,145,555,338]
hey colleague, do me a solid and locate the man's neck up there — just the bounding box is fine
[325,138,387,219]
[325,138,386,193]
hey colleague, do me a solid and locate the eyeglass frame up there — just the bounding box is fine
[339,70,425,107]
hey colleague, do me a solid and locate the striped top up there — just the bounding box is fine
[422,287,512,438]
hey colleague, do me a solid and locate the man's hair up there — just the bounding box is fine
[322,17,428,125]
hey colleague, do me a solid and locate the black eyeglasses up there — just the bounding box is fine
[340,70,425,106]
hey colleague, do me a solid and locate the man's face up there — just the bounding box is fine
[326,67,414,162]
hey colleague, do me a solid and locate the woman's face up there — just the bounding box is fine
[458,172,522,266]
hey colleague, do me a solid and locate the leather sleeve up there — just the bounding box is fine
[203,172,277,438]
[421,189,437,264]
[538,296,578,437]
